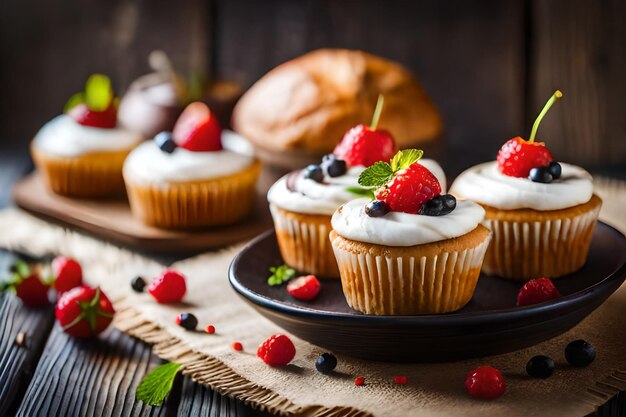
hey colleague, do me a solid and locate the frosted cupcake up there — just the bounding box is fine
[330,149,490,315]
[124,102,260,228]
[450,91,601,280]
[32,74,143,197]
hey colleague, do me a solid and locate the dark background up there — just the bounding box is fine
[0,0,624,176]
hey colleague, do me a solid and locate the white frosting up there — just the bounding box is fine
[33,115,144,157]
[267,159,446,216]
[123,130,255,184]
[449,161,593,211]
[332,198,485,246]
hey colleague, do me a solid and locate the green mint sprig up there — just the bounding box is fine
[358,149,424,188]
[267,264,296,286]
[0,260,30,293]
[345,186,376,199]
[65,74,114,113]
[136,362,182,406]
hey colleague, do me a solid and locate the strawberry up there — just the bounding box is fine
[173,102,222,152]
[496,137,553,177]
[55,286,115,338]
[257,334,296,366]
[148,269,186,304]
[15,272,51,307]
[65,74,117,129]
[68,102,117,129]
[51,256,83,294]
[286,275,320,301]
[334,124,396,168]
[516,277,561,307]
[465,366,506,400]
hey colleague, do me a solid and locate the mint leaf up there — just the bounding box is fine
[13,260,30,277]
[267,264,296,286]
[64,92,85,113]
[346,187,376,199]
[358,162,393,187]
[136,362,182,406]
[390,149,423,172]
[85,74,113,111]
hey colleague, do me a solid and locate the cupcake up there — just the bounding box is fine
[330,149,490,315]
[123,102,260,228]
[450,91,602,280]
[31,74,143,198]
[267,97,446,277]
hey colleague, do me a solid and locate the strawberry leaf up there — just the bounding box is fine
[13,260,30,278]
[85,74,113,111]
[390,149,423,172]
[64,92,85,113]
[358,162,393,187]
[267,264,296,286]
[136,362,182,406]
[346,187,376,199]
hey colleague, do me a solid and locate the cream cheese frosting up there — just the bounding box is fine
[332,198,486,246]
[33,115,144,157]
[123,130,255,184]
[267,159,446,216]
[449,161,593,211]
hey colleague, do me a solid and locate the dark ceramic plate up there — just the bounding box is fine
[229,222,626,362]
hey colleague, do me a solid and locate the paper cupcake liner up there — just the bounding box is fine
[32,146,129,198]
[269,205,340,277]
[481,198,602,280]
[330,227,491,315]
[125,161,260,228]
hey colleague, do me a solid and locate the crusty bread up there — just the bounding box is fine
[232,49,442,156]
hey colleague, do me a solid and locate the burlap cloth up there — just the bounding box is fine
[1,178,625,417]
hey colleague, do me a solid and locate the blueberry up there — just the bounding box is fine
[321,154,347,177]
[303,164,324,183]
[529,166,553,183]
[419,194,456,216]
[177,313,198,331]
[526,355,555,378]
[315,352,337,374]
[154,131,177,154]
[548,161,562,179]
[365,200,390,217]
[131,276,147,293]
[565,339,596,367]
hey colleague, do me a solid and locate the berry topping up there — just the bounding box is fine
[55,286,115,338]
[548,161,562,179]
[516,277,561,307]
[321,154,347,177]
[418,194,457,216]
[529,166,553,183]
[173,102,222,152]
[315,353,337,374]
[148,269,187,304]
[303,164,324,183]
[257,334,296,366]
[65,74,117,129]
[393,375,408,385]
[176,313,198,330]
[365,200,390,217]
[354,376,365,386]
[131,276,147,293]
[465,366,506,400]
[205,324,216,334]
[1,260,50,307]
[51,256,83,294]
[334,96,396,167]
[232,341,243,351]
[286,275,320,301]
[526,355,555,378]
[154,131,177,154]
[565,340,596,367]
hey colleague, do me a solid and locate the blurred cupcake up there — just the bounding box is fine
[31,74,143,198]
[330,149,490,315]
[124,102,260,228]
[450,91,601,280]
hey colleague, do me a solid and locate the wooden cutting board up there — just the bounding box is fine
[12,173,272,255]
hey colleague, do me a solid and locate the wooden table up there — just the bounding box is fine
[0,150,622,417]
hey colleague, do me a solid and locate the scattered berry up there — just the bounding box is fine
[232,341,243,351]
[354,376,365,386]
[376,162,441,214]
[154,131,177,154]
[15,273,50,307]
[419,194,456,216]
[497,137,553,178]
[257,334,296,366]
[315,353,337,374]
[465,366,506,400]
[148,269,186,304]
[548,161,562,179]
[52,256,83,294]
[303,164,324,183]
[365,200,390,217]
[526,355,555,378]
[321,154,347,177]
[529,166,553,183]
[176,313,198,330]
[205,325,216,334]
[131,276,147,293]
[516,277,561,307]
[286,275,320,301]
[393,375,408,385]
[565,340,596,367]
[55,286,115,338]
[173,102,222,152]
[334,124,396,168]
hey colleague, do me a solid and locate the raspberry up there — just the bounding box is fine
[51,256,83,293]
[286,275,320,301]
[257,334,296,366]
[376,162,442,214]
[516,277,561,307]
[497,137,553,177]
[334,124,396,168]
[465,366,505,400]
[393,375,407,385]
[68,103,117,129]
[232,342,243,351]
[205,325,215,334]
[354,376,365,386]
[148,269,187,304]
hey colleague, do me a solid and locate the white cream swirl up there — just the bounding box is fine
[33,115,144,157]
[449,161,593,211]
[332,198,486,246]
[123,130,255,184]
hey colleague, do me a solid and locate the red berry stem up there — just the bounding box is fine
[529,90,563,143]
[369,94,385,130]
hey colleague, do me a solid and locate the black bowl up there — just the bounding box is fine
[228,222,626,362]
